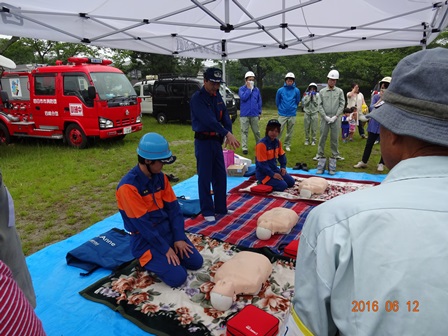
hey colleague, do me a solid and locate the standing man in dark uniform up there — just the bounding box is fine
[190,68,240,222]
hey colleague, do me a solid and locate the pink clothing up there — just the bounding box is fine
[0,261,46,336]
[349,113,357,133]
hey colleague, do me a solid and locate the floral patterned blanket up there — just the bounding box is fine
[80,233,295,336]
[229,174,379,203]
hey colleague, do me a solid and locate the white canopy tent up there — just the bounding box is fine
[1,0,448,60]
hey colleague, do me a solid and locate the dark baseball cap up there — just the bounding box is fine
[204,67,224,83]
[369,48,448,148]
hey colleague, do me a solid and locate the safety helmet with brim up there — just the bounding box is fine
[245,71,255,79]
[285,72,295,80]
[137,133,176,164]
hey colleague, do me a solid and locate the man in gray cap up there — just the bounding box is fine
[283,48,448,336]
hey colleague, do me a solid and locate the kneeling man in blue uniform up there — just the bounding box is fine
[116,133,203,287]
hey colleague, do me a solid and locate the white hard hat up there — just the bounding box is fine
[308,82,318,89]
[244,71,255,79]
[379,76,392,84]
[285,72,295,80]
[327,69,340,79]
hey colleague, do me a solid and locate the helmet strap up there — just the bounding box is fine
[144,160,157,177]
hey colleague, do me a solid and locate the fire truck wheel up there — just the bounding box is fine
[156,113,167,124]
[0,123,11,145]
[65,124,88,149]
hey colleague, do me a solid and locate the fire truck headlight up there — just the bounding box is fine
[136,115,142,123]
[99,117,114,129]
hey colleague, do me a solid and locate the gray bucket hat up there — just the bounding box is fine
[369,47,448,148]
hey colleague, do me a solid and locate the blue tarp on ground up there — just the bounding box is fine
[28,168,385,336]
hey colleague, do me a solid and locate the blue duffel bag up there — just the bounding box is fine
[66,228,135,276]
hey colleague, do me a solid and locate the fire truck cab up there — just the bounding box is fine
[0,57,143,148]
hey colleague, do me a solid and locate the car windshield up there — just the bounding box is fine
[90,72,137,100]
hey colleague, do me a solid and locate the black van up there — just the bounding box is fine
[152,77,237,124]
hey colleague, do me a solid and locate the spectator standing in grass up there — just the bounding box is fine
[302,82,320,146]
[353,76,391,172]
[238,71,262,155]
[346,82,367,139]
[276,72,301,152]
[313,70,346,161]
[348,106,358,141]
[341,108,351,143]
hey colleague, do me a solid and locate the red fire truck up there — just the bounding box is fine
[0,57,143,148]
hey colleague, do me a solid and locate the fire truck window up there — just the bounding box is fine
[64,77,80,95]
[35,76,55,96]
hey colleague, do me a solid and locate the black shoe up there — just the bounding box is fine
[243,150,248,155]
[167,174,179,182]
[301,163,309,171]
[293,162,302,170]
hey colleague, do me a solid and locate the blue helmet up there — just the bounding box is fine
[137,133,176,164]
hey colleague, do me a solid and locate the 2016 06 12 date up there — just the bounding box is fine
[352,300,419,313]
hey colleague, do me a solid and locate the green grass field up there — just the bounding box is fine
[0,109,384,255]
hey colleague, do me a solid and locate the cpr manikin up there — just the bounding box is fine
[210,251,272,311]
[298,176,329,199]
[256,207,299,240]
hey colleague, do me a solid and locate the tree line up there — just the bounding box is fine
[1,33,447,103]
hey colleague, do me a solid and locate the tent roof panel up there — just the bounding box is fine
[1,0,447,59]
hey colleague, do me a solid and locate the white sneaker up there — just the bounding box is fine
[285,146,291,152]
[311,141,316,146]
[374,140,379,145]
[304,141,309,146]
[204,216,216,222]
[313,155,321,161]
[334,156,345,161]
[353,161,368,168]
[377,163,384,172]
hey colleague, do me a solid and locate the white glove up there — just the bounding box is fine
[330,116,337,123]
[324,116,332,123]
[248,81,254,90]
